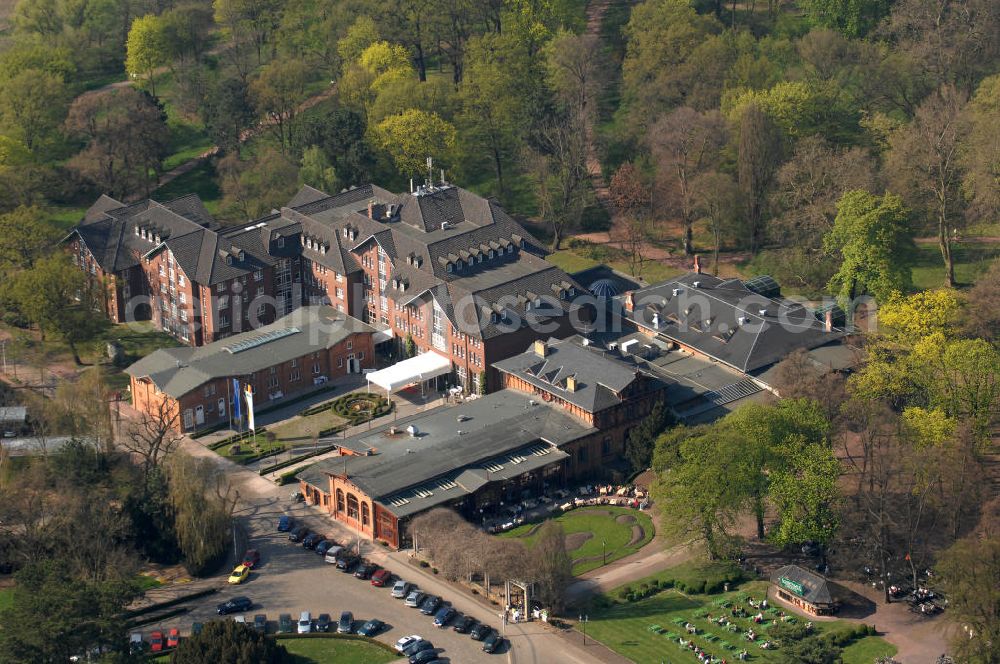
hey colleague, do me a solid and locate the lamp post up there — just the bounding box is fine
[602,540,607,566]
[579,614,589,645]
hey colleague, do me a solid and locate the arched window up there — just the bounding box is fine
[336,489,345,513]
[361,502,370,527]
[347,493,360,519]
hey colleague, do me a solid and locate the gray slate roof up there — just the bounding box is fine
[0,406,27,423]
[126,306,375,398]
[621,273,846,373]
[494,336,671,413]
[771,565,835,605]
[301,389,592,516]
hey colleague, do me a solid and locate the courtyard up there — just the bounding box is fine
[501,506,655,575]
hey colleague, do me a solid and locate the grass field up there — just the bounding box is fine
[581,580,897,664]
[911,241,1000,290]
[279,637,397,664]
[501,506,654,575]
[0,587,13,611]
[269,409,346,442]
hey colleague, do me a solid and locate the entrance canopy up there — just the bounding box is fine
[366,351,451,394]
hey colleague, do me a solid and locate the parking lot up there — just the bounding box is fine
[155,495,507,662]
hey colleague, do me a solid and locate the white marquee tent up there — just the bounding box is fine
[365,351,452,394]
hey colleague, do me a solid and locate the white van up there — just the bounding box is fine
[128,633,144,654]
[297,611,312,634]
[323,545,344,563]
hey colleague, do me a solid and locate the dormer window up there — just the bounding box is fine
[225,254,233,266]
[476,254,483,263]
[489,250,495,259]
[277,237,284,248]
[490,312,499,323]
[446,263,453,273]
[342,227,349,238]
[568,287,576,297]
[238,250,245,261]
[467,258,473,268]
[506,245,513,254]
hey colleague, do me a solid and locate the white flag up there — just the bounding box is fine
[244,384,256,432]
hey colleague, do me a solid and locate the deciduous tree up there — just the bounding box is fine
[374,109,456,177]
[935,536,1000,664]
[0,68,69,154]
[172,620,287,664]
[823,190,913,307]
[737,102,783,253]
[887,85,969,287]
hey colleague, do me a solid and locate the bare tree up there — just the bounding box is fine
[887,85,969,287]
[545,31,602,124]
[649,107,727,255]
[528,113,589,250]
[610,162,651,277]
[771,136,878,250]
[167,453,239,576]
[962,259,1000,341]
[526,521,573,612]
[692,171,741,275]
[120,399,183,479]
[737,103,783,253]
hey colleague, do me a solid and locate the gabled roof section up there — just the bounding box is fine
[621,273,846,373]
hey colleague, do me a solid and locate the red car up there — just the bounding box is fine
[371,568,392,587]
[167,628,181,648]
[243,549,261,569]
[149,631,164,652]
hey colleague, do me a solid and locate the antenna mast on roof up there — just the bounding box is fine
[426,156,433,188]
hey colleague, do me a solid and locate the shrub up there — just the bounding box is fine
[419,560,430,568]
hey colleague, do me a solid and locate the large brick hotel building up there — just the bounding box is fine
[68,182,589,393]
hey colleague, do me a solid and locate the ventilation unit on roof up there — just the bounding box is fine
[406,425,419,438]
[440,222,450,231]
[693,281,701,288]
[672,288,682,296]
[759,308,768,316]
[738,316,748,326]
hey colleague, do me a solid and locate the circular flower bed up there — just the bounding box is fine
[330,392,392,424]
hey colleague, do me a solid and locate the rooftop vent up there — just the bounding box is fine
[406,425,419,438]
[759,309,768,316]
[456,414,470,422]
[672,288,683,296]
[440,222,449,231]
[737,316,748,326]
[693,281,701,288]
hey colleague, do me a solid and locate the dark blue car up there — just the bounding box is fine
[277,515,292,532]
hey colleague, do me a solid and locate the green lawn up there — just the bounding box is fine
[153,160,222,214]
[911,241,1000,290]
[269,409,346,443]
[132,574,163,592]
[216,432,288,463]
[581,580,897,664]
[501,506,654,575]
[0,587,13,611]
[279,637,398,664]
[547,250,601,275]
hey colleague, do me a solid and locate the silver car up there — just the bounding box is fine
[391,580,413,599]
[404,590,426,608]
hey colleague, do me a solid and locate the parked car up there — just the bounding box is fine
[315,540,336,556]
[482,632,504,653]
[323,545,345,563]
[302,532,323,549]
[371,569,392,587]
[470,623,492,641]
[356,619,385,637]
[354,562,378,579]
[433,606,456,627]
[277,515,292,532]
[337,611,354,634]
[395,635,422,652]
[452,615,475,633]
[232,615,246,624]
[167,628,181,648]
[253,614,267,633]
[402,640,434,658]
[297,611,312,634]
[228,564,250,584]
[336,555,359,572]
[288,526,309,542]
[277,614,293,633]
[191,623,203,636]
[409,649,441,664]
[419,595,441,615]
[129,632,144,654]
[242,549,261,569]
[404,590,426,608]
[392,580,413,598]
[149,631,164,653]
[217,597,252,615]
[316,613,331,632]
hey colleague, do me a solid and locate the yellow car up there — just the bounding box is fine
[228,564,250,585]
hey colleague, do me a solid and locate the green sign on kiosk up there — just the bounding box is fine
[779,577,804,596]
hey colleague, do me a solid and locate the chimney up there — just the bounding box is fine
[367,201,374,219]
[693,254,702,274]
[824,309,834,332]
[624,291,634,312]
[565,375,577,392]
[533,339,547,357]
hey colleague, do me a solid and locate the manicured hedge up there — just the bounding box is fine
[611,561,745,603]
[127,607,188,629]
[259,445,338,475]
[207,429,268,451]
[329,392,393,424]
